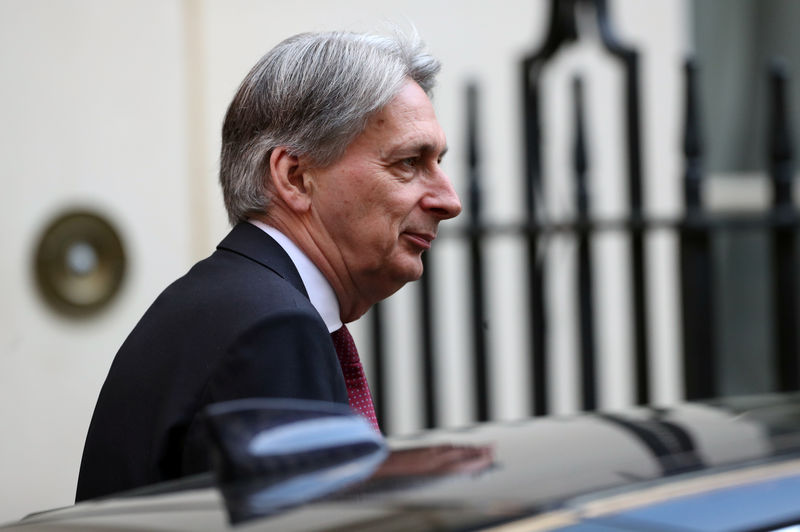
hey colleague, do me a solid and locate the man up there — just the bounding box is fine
[76,30,461,501]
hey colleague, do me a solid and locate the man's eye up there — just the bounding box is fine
[401,157,418,168]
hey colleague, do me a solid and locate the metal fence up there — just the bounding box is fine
[368,0,799,433]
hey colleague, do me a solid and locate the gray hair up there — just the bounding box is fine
[219,30,441,225]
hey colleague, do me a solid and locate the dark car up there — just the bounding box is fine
[5,394,800,531]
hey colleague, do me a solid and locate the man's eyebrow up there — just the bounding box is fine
[385,143,449,158]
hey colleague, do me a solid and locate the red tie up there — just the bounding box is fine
[330,325,380,432]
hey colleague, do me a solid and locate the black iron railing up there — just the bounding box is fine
[368,0,799,434]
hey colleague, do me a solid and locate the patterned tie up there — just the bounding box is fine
[330,325,380,432]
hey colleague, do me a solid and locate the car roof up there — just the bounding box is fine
[7,393,800,531]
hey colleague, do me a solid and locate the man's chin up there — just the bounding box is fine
[384,263,425,292]
[399,259,425,283]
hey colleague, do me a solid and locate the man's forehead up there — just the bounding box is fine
[348,80,446,156]
[372,111,447,153]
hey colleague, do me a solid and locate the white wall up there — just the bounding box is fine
[0,0,193,522]
[0,0,689,522]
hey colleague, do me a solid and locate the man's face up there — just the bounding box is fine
[309,80,462,309]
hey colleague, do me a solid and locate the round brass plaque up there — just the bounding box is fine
[34,211,126,317]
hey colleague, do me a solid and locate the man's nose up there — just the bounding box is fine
[422,168,462,220]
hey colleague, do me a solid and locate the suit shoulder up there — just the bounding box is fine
[152,247,311,318]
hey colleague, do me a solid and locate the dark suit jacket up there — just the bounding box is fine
[76,223,348,501]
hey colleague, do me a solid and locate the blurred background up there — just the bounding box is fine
[2,0,799,523]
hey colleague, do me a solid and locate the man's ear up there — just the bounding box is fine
[269,146,312,212]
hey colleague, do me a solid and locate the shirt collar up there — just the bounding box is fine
[248,219,342,332]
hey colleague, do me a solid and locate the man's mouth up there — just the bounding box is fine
[402,231,435,250]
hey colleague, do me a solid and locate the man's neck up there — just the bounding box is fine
[253,211,371,322]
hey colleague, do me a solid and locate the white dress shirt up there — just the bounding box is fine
[248,219,342,333]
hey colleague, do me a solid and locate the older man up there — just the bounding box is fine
[76,30,461,501]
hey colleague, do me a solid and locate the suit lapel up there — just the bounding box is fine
[216,222,309,299]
